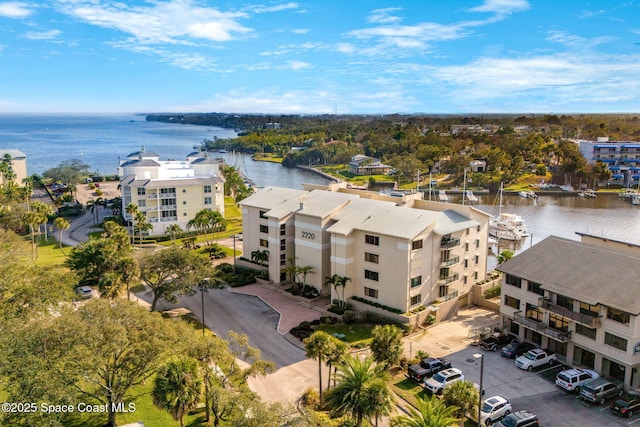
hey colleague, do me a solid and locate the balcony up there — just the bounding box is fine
[513,312,571,343]
[160,204,177,211]
[440,238,460,249]
[539,298,601,328]
[438,272,459,285]
[438,290,459,303]
[439,255,460,268]
[160,217,178,222]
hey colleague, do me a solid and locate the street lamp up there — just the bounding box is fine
[200,278,210,338]
[474,353,484,427]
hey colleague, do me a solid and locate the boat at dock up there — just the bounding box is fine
[489,183,528,241]
[577,189,597,198]
[518,190,538,199]
[438,190,449,202]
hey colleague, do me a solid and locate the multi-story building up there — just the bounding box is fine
[498,234,640,391]
[239,183,490,315]
[119,147,225,235]
[578,138,640,186]
[0,149,28,185]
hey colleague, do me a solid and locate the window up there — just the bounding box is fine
[475,238,480,248]
[280,253,286,266]
[556,294,574,310]
[439,285,449,297]
[365,234,380,246]
[575,324,597,339]
[549,313,569,332]
[607,307,630,324]
[477,225,481,232]
[364,270,379,281]
[463,275,468,285]
[138,200,146,207]
[465,242,469,252]
[580,302,599,318]
[280,224,286,236]
[364,287,378,299]
[161,210,176,218]
[464,259,469,268]
[410,276,422,288]
[505,274,522,288]
[259,210,267,219]
[137,188,146,195]
[259,239,269,248]
[474,271,478,280]
[604,332,628,351]
[504,295,520,309]
[410,294,422,306]
[204,185,212,193]
[474,255,479,265]
[260,224,268,233]
[526,303,544,322]
[161,198,176,207]
[364,252,379,264]
[412,240,423,250]
[160,188,176,195]
[204,197,212,205]
[527,281,544,296]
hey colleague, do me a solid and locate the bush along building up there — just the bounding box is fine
[239,182,491,322]
[498,233,640,391]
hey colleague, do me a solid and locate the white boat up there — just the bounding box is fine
[489,183,528,241]
[577,189,597,198]
[518,190,537,199]
[632,194,640,205]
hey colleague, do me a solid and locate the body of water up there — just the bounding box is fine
[2,114,639,260]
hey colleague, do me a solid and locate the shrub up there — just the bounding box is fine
[484,285,501,299]
[301,388,320,409]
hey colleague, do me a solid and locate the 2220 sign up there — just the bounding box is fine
[301,231,316,240]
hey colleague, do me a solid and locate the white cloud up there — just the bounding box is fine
[53,0,252,44]
[249,2,299,14]
[367,8,402,24]
[545,30,585,47]
[25,29,61,40]
[468,0,530,15]
[287,60,311,70]
[292,28,309,34]
[0,1,32,18]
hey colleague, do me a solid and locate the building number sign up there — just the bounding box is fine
[301,231,316,240]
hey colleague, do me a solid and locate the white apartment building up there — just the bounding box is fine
[0,149,28,185]
[239,183,491,315]
[119,147,225,235]
[498,234,640,391]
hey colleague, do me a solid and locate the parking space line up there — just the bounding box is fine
[628,417,640,425]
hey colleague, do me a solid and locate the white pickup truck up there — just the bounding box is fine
[515,348,557,371]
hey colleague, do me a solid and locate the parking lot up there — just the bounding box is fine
[441,345,637,426]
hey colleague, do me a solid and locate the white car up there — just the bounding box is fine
[555,368,599,392]
[423,368,464,395]
[75,285,96,299]
[480,395,512,426]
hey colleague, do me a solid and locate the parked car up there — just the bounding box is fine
[501,341,536,359]
[611,397,640,417]
[407,357,452,383]
[515,348,557,371]
[555,368,599,392]
[480,395,512,426]
[75,285,96,299]
[579,377,622,404]
[423,368,464,395]
[494,410,539,427]
[480,333,517,351]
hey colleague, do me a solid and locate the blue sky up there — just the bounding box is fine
[1,0,639,114]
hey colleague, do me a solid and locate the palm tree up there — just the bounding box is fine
[365,379,395,427]
[53,216,70,250]
[152,356,203,427]
[304,330,334,404]
[188,209,227,246]
[134,210,153,246]
[23,210,43,259]
[125,203,139,242]
[324,355,390,427]
[165,224,183,243]
[390,395,459,427]
[298,264,315,286]
[326,338,348,391]
[497,250,514,265]
[250,249,269,278]
[370,324,404,369]
[335,275,351,308]
[31,200,54,241]
[441,381,478,426]
[87,197,104,225]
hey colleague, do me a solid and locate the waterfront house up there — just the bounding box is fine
[498,233,640,391]
[348,155,392,176]
[118,147,225,235]
[239,183,490,317]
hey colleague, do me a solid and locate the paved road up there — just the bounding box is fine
[143,287,306,368]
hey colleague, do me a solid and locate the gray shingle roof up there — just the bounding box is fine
[498,236,640,314]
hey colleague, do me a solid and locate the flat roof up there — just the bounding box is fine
[498,236,640,314]
[297,189,360,218]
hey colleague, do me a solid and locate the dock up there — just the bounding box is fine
[465,190,478,202]
[438,190,449,202]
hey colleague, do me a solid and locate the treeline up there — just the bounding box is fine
[147,113,640,187]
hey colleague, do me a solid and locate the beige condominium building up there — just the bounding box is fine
[498,233,640,391]
[119,147,225,235]
[0,149,28,185]
[240,183,491,315]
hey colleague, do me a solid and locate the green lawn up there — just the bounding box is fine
[314,323,375,346]
[28,236,69,267]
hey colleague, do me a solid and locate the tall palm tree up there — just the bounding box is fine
[441,381,478,426]
[390,395,459,427]
[326,338,348,391]
[153,356,203,427]
[165,224,183,243]
[298,264,315,286]
[53,216,70,250]
[31,200,54,241]
[304,330,334,404]
[335,275,351,308]
[125,203,139,242]
[370,324,404,369]
[134,210,153,246]
[365,379,395,427]
[324,355,391,427]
